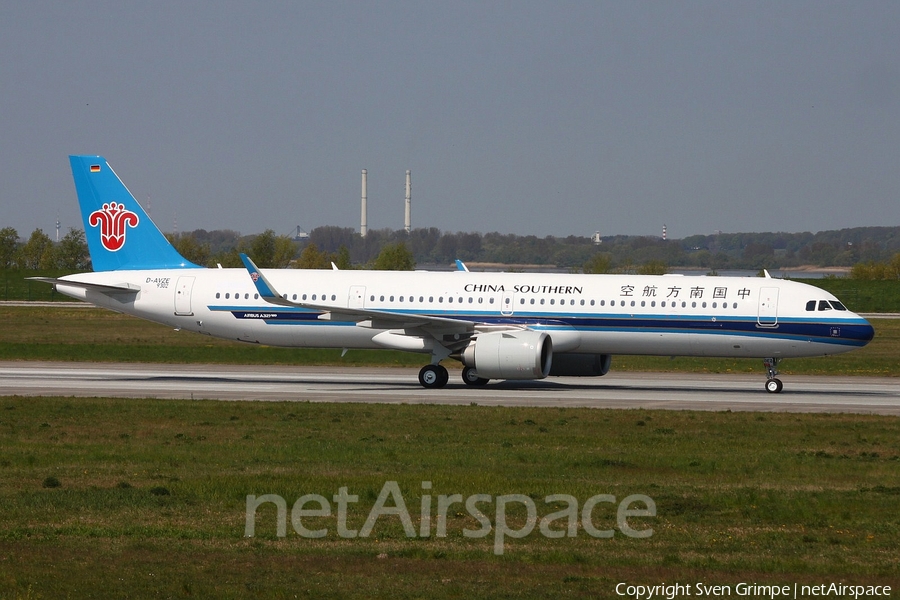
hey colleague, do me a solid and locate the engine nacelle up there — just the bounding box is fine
[548,353,612,377]
[462,330,552,380]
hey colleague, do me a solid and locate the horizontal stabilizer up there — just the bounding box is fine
[28,277,141,294]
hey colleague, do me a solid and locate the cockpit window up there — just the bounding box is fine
[818,300,832,311]
[805,300,816,311]
[830,300,847,311]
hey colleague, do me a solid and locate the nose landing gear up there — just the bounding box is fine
[764,358,783,393]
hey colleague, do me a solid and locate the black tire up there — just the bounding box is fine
[462,366,489,387]
[419,365,448,389]
[437,365,450,387]
[765,378,783,393]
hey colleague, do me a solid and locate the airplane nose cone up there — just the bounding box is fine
[860,319,875,345]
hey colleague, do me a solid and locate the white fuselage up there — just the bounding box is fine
[55,268,874,360]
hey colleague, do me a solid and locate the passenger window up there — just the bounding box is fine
[818,300,832,311]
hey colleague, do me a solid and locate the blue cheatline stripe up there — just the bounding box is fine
[209,306,872,348]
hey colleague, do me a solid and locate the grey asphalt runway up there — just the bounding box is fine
[0,361,897,414]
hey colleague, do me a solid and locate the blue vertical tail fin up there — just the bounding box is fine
[70,155,200,271]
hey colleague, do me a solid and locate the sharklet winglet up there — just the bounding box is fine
[239,253,291,305]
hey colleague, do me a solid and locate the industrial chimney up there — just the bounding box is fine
[404,170,411,233]
[361,169,367,238]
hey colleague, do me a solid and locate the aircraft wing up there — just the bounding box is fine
[28,277,141,295]
[238,254,477,334]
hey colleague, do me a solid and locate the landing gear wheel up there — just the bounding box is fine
[418,364,449,389]
[462,366,489,387]
[437,365,449,387]
[763,358,783,393]
[765,378,783,394]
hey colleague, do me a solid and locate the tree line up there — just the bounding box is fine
[2,223,900,278]
[0,227,91,270]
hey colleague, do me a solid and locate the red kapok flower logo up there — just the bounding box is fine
[88,202,140,252]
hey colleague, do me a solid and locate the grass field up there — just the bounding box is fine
[1,305,898,598]
[1,398,899,598]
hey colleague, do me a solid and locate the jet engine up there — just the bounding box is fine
[548,353,612,377]
[461,330,552,380]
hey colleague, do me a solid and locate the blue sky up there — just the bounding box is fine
[2,1,898,240]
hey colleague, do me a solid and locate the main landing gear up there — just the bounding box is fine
[417,364,491,389]
[418,364,449,389]
[764,358,783,393]
[461,366,489,387]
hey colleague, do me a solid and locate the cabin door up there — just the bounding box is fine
[500,292,515,316]
[757,287,779,327]
[348,285,366,309]
[174,276,195,316]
